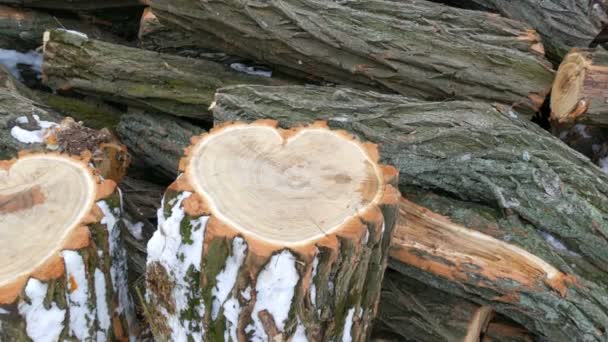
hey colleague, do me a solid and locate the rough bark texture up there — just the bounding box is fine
[116,110,204,180]
[151,0,554,115]
[440,0,608,60]
[552,48,608,127]
[0,0,145,10]
[42,29,279,120]
[0,161,136,341]
[0,5,128,51]
[211,85,608,341]
[144,123,400,341]
[374,270,494,342]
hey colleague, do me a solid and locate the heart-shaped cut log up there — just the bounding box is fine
[0,154,96,288]
[186,123,384,244]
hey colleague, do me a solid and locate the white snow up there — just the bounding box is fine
[248,250,299,341]
[18,278,65,342]
[122,218,144,240]
[600,156,608,174]
[574,124,591,138]
[310,255,319,306]
[62,250,95,340]
[98,200,137,341]
[222,297,241,342]
[0,49,43,80]
[241,286,252,301]
[342,307,356,342]
[292,320,308,342]
[539,231,580,257]
[94,268,111,341]
[522,151,530,162]
[146,192,207,341]
[230,63,272,77]
[64,30,88,39]
[10,115,57,144]
[508,110,518,119]
[459,154,471,161]
[212,237,247,320]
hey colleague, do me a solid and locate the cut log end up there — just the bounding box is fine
[0,153,103,304]
[551,51,590,123]
[180,120,394,248]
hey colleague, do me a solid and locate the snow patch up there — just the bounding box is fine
[122,218,144,240]
[241,286,251,301]
[94,268,111,341]
[600,156,608,174]
[342,307,356,342]
[230,63,272,77]
[310,255,319,306]
[0,308,8,314]
[146,192,207,341]
[248,250,299,341]
[10,115,57,144]
[0,49,42,80]
[18,278,65,342]
[64,30,88,39]
[460,153,471,161]
[292,319,308,342]
[62,250,95,340]
[222,297,241,342]
[539,231,580,256]
[522,151,530,162]
[212,237,247,320]
[574,124,591,138]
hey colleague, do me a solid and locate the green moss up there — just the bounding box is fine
[201,238,229,320]
[40,93,123,129]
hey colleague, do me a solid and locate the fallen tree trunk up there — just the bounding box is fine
[0,5,128,51]
[0,152,136,341]
[439,0,608,60]
[211,85,608,341]
[0,0,145,10]
[552,48,608,127]
[374,270,494,342]
[151,0,554,115]
[116,109,204,180]
[145,121,400,341]
[42,29,280,120]
[0,66,130,182]
[483,315,535,342]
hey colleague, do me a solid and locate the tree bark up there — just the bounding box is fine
[438,0,608,60]
[116,109,204,180]
[0,0,145,10]
[211,85,608,341]
[0,153,137,341]
[144,121,400,341]
[150,0,554,115]
[374,270,494,342]
[552,48,608,127]
[483,315,535,342]
[42,29,280,120]
[0,66,130,182]
[0,5,128,51]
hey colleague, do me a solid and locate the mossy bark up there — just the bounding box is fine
[211,85,608,341]
[146,180,398,341]
[116,110,204,180]
[150,0,554,115]
[0,192,136,341]
[42,29,280,120]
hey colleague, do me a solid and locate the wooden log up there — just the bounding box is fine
[150,0,554,115]
[0,5,128,51]
[144,120,400,341]
[0,0,145,10]
[0,66,130,182]
[42,29,279,120]
[211,85,608,341]
[374,270,494,342]
[116,110,204,180]
[551,48,608,127]
[440,0,608,60]
[483,315,535,342]
[0,152,136,341]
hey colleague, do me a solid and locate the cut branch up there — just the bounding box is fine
[145,120,400,341]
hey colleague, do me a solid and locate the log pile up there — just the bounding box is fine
[1,0,608,341]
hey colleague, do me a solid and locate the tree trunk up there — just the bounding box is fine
[42,29,280,120]
[150,0,554,115]
[116,109,204,180]
[552,48,608,127]
[211,85,608,341]
[438,0,608,60]
[374,270,494,342]
[0,152,137,341]
[0,0,145,10]
[144,120,400,341]
[483,315,535,342]
[0,66,130,183]
[0,5,128,51]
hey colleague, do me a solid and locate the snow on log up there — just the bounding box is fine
[0,152,136,341]
[150,0,554,115]
[41,29,281,120]
[144,120,400,341]
[211,85,608,341]
[552,48,608,127]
